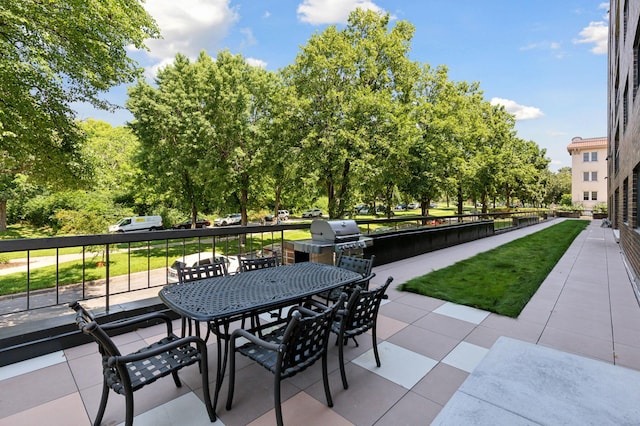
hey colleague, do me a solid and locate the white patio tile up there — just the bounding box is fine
[441,341,489,373]
[352,341,437,389]
[433,302,490,325]
[121,393,224,426]
[0,351,66,381]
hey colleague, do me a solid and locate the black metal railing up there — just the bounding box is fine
[0,210,548,317]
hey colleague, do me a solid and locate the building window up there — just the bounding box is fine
[591,192,598,201]
[583,152,590,162]
[624,0,629,42]
[583,171,590,181]
[635,166,640,228]
[583,192,590,201]
[591,171,598,181]
[624,83,629,131]
[634,24,640,99]
[624,178,629,223]
[591,152,598,162]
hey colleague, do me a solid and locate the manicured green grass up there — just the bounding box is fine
[399,220,590,317]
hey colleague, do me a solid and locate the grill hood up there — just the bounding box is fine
[310,219,361,243]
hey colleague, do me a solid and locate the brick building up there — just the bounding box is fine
[566,136,608,212]
[608,1,640,291]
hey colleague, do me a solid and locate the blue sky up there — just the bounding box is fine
[77,0,609,172]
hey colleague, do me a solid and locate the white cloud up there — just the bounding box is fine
[519,41,563,58]
[240,28,257,50]
[297,0,384,25]
[142,0,239,73]
[573,21,608,54]
[246,57,267,68]
[490,98,544,121]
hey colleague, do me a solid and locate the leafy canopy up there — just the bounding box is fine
[0,0,159,187]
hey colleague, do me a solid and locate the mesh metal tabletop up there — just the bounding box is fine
[159,262,362,322]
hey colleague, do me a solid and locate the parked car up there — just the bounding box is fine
[108,216,163,232]
[172,218,210,229]
[376,205,394,215]
[407,202,418,210]
[214,213,242,226]
[301,208,323,218]
[356,205,370,214]
[394,204,407,211]
[167,252,239,283]
[277,210,289,220]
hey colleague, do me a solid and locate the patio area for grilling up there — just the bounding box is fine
[1,218,639,425]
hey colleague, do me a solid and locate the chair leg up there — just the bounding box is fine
[93,380,109,426]
[338,333,349,390]
[274,375,284,426]
[225,339,237,411]
[217,321,231,411]
[199,346,217,422]
[214,327,224,412]
[322,351,334,407]
[171,370,182,388]
[124,390,134,426]
[372,325,381,367]
[181,316,187,337]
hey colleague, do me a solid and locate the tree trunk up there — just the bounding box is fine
[0,199,6,231]
[274,184,282,216]
[326,178,335,219]
[336,160,351,219]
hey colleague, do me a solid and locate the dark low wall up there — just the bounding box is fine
[512,215,539,227]
[364,221,495,265]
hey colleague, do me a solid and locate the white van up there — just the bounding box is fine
[108,216,163,233]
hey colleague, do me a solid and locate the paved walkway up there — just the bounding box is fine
[0,218,638,425]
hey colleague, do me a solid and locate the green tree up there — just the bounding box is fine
[502,138,550,207]
[128,51,277,226]
[286,9,418,218]
[468,103,517,213]
[544,166,572,205]
[200,51,277,225]
[80,120,141,194]
[259,76,314,215]
[400,65,454,217]
[128,53,217,225]
[0,0,159,229]
[438,81,488,215]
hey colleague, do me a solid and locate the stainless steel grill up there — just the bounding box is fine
[292,220,373,261]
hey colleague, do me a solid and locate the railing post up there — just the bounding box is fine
[105,244,110,312]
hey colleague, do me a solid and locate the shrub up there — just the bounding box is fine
[559,194,573,206]
[593,203,608,214]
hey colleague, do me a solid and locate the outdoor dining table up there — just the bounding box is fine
[158,261,363,415]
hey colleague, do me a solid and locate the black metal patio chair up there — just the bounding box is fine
[70,301,216,426]
[239,253,283,324]
[177,260,228,339]
[318,254,376,304]
[239,252,280,272]
[331,276,394,389]
[226,293,346,426]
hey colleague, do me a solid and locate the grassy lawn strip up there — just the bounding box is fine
[399,220,590,318]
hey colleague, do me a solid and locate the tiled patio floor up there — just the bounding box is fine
[1,219,639,425]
